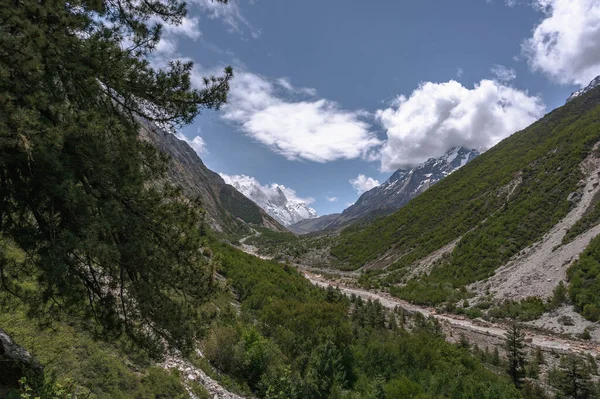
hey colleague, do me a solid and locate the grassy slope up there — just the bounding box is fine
[329,88,600,304]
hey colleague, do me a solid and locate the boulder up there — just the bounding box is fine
[567,191,582,202]
[0,328,43,396]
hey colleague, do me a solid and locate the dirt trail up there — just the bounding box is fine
[305,271,600,358]
[471,149,600,301]
[239,229,270,260]
[163,351,246,399]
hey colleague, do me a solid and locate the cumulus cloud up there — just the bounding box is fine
[376,79,545,171]
[222,72,382,163]
[191,0,260,38]
[490,64,517,82]
[350,175,381,194]
[522,0,600,86]
[326,196,338,202]
[176,133,208,155]
[220,174,315,210]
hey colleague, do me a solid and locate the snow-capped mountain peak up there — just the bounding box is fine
[566,75,600,103]
[219,174,317,226]
[339,146,479,222]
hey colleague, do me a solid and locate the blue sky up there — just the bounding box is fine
[153,0,600,216]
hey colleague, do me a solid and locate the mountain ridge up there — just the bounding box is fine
[139,122,286,235]
[289,146,479,234]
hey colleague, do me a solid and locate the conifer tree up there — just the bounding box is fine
[550,355,593,399]
[0,0,232,354]
[504,324,526,388]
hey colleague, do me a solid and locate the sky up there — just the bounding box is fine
[150,0,600,216]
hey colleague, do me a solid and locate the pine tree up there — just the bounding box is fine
[550,355,593,399]
[504,324,526,388]
[0,0,233,354]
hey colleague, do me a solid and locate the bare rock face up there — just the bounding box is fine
[137,120,286,234]
[0,328,43,396]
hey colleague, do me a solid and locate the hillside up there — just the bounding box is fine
[329,85,600,305]
[338,146,479,225]
[289,147,478,234]
[288,213,341,234]
[139,121,286,235]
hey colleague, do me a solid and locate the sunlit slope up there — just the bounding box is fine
[331,87,600,303]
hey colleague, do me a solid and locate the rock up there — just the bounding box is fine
[567,191,582,202]
[0,328,43,396]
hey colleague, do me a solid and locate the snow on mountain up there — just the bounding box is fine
[339,146,480,222]
[566,75,600,103]
[219,174,317,226]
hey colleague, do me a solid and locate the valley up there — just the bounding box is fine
[4,0,600,397]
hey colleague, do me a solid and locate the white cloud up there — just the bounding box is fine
[276,77,317,96]
[219,173,317,225]
[456,68,464,78]
[522,0,600,86]
[176,133,207,155]
[326,196,338,202]
[350,175,381,194]
[222,72,382,163]
[376,79,545,171]
[220,174,313,204]
[490,64,517,82]
[191,0,260,38]
[162,16,202,40]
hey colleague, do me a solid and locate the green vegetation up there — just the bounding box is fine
[0,0,233,352]
[211,241,522,399]
[332,88,600,304]
[244,227,300,254]
[548,355,596,399]
[563,194,600,244]
[504,324,526,389]
[1,294,189,398]
[568,234,600,321]
[488,297,547,322]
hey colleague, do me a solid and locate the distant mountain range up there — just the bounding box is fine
[220,174,318,226]
[289,146,479,234]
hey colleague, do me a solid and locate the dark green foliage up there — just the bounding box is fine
[331,89,600,304]
[549,355,594,399]
[550,282,569,309]
[0,0,233,351]
[568,234,600,321]
[488,297,547,321]
[505,324,526,388]
[520,382,551,399]
[213,241,521,399]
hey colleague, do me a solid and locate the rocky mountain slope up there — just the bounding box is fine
[139,122,286,234]
[220,174,318,226]
[341,146,479,222]
[289,146,478,234]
